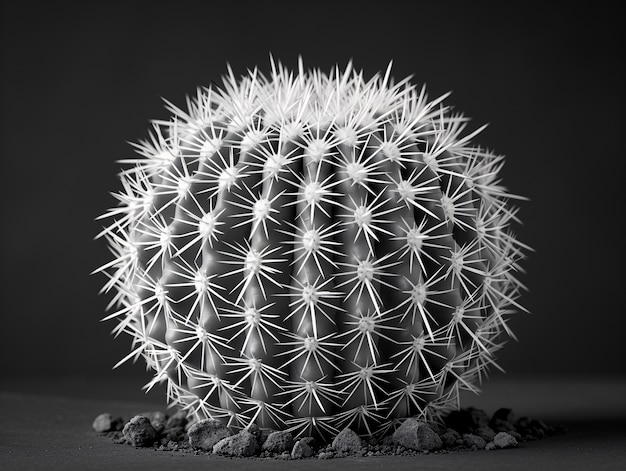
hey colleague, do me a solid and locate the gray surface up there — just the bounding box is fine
[1,377,625,470]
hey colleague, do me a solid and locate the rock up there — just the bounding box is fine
[462,433,487,450]
[262,430,294,454]
[122,415,158,447]
[300,436,317,449]
[92,413,124,433]
[331,427,362,454]
[493,431,518,449]
[213,430,258,457]
[291,439,314,459]
[317,451,334,459]
[392,418,442,452]
[439,427,462,448]
[188,418,230,451]
[474,426,496,443]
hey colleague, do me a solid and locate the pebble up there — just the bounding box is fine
[332,427,362,454]
[474,426,496,443]
[392,418,442,452]
[122,415,158,447]
[462,433,487,450]
[493,431,518,449]
[439,428,462,448]
[187,418,230,451]
[262,430,294,454]
[213,430,258,457]
[92,413,124,433]
[291,439,314,459]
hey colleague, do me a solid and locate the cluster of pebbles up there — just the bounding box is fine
[93,407,561,459]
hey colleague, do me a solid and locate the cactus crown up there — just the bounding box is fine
[95,59,528,440]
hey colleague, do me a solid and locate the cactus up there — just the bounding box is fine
[95,59,528,440]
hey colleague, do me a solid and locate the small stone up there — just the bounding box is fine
[122,415,158,447]
[188,418,230,451]
[439,428,462,448]
[392,418,442,452]
[213,430,258,457]
[493,431,518,449]
[485,441,496,450]
[300,436,317,449]
[317,451,334,459]
[474,426,496,443]
[462,433,486,450]
[291,439,314,459]
[332,427,362,454]
[92,413,124,433]
[262,430,294,454]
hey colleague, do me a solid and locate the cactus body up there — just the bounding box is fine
[96,60,527,440]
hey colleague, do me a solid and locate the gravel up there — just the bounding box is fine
[94,406,562,459]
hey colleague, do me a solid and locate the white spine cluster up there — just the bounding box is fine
[95,59,528,440]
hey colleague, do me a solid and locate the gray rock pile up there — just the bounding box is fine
[93,406,561,459]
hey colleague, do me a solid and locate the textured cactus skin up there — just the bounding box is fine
[96,60,527,440]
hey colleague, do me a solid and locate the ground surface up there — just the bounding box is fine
[1,376,625,470]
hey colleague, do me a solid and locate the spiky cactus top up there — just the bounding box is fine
[96,60,528,440]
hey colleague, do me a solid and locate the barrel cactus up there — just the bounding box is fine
[95,59,528,440]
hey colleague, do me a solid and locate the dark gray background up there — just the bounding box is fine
[1,1,623,386]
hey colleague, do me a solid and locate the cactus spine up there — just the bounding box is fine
[95,59,528,440]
